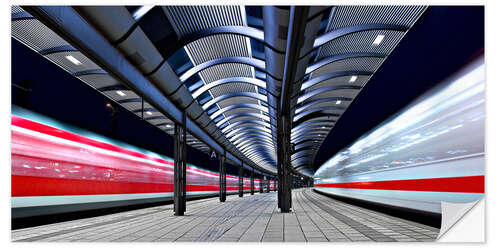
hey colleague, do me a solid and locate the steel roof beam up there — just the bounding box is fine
[305,52,386,74]
[293,106,345,122]
[215,112,272,128]
[292,119,336,133]
[202,92,270,110]
[222,119,274,134]
[231,131,275,144]
[179,57,282,83]
[297,85,362,104]
[295,97,352,114]
[149,23,286,62]
[209,103,274,120]
[300,71,372,91]
[226,125,273,139]
[293,113,340,127]
[191,77,267,99]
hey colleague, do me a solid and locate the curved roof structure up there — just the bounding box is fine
[12,5,427,177]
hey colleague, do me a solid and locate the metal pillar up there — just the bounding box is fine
[266,178,270,193]
[278,115,293,212]
[277,6,310,213]
[250,168,254,195]
[259,179,264,193]
[173,112,187,216]
[219,151,226,202]
[238,163,243,197]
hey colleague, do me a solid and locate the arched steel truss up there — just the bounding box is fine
[141,9,417,176]
[202,92,270,110]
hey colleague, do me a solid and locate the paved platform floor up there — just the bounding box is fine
[12,188,439,242]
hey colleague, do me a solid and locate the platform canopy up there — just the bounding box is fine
[12,6,426,177]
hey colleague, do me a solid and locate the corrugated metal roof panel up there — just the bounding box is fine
[12,19,70,52]
[311,57,384,78]
[317,30,405,60]
[329,6,426,30]
[163,6,244,38]
[186,34,250,62]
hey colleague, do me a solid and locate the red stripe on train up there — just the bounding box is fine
[12,175,242,196]
[12,115,173,166]
[12,116,221,177]
[314,175,484,193]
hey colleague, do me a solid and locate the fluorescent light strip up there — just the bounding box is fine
[116,90,126,97]
[65,55,81,65]
[349,76,357,83]
[146,111,153,115]
[336,100,341,105]
[372,35,385,46]
[132,5,155,21]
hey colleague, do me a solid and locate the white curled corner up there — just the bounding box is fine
[438,199,484,240]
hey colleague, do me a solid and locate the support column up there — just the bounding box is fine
[250,168,254,195]
[238,163,243,197]
[173,112,187,216]
[219,151,226,202]
[259,178,264,193]
[278,115,292,212]
[266,178,270,193]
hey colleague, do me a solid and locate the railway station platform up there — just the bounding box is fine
[12,189,439,242]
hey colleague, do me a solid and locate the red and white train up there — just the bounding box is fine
[11,106,270,218]
[313,58,485,214]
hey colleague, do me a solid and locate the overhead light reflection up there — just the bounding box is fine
[372,35,385,46]
[132,5,155,21]
[65,55,81,65]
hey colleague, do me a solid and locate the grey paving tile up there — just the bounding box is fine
[11,189,440,243]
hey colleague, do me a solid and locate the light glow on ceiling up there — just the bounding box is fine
[372,35,385,46]
[146,111,153,115]
[349,76,357,83]
[132,5,155,21]
[336,100,341,105]
[65,55,81,65]
[116,91,126,97]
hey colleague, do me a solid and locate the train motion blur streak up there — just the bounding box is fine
[11,106,259,218]
[313,57,485,214]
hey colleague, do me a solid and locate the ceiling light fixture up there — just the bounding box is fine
[146,111,153,115]
[349,76,357,83]
[116,90,126,97]
[65,55,81,65]
[372,34,385,46]
[132,5,155,21]
[336,100,341,105]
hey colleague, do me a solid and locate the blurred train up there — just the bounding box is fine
[313,57,485,214]
[11,106,269,218]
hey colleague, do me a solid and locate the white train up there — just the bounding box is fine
[313,57,485,214]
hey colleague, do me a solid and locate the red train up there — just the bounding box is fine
[11,106,265,218]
